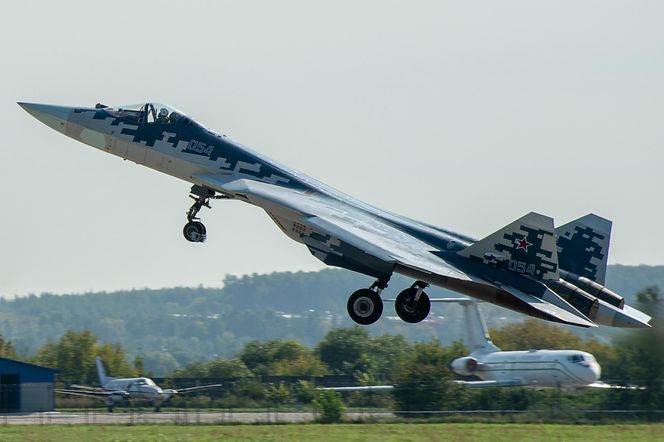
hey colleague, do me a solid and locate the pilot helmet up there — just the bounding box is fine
[158,108,169,118]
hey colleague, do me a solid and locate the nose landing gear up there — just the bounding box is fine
[183,221,206,243]
[182,185,229,243]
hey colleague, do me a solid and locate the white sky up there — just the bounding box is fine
[1,1,663,296]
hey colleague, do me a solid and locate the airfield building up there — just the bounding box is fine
[0,357,58,412]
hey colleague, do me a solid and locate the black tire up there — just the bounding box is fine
[395,287,430,323]
[347,288,383,325]
[183,221,206,242]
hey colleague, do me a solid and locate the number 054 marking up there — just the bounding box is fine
[508,260,536,275]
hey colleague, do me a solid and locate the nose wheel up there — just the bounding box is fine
[183,221,206,242]
[182,185,229,243]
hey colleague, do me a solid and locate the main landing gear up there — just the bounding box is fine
[347,280,387,325]
[346,280,432,325]
[394,281,431,323]
[183,185,229,243]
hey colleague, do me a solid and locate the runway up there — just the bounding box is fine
[0,410,394,425]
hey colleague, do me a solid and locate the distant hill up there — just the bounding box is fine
[0,265,660,375]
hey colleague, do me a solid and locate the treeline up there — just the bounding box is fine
[0,266,662,375]
[13,287,663,416]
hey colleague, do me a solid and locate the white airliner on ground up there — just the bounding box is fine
[444,298,603,388]
[324,299,611,392]
[56,357,221,411]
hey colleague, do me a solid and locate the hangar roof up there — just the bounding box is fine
[0,357,59,383]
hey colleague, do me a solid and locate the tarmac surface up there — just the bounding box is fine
[0,410,394,425]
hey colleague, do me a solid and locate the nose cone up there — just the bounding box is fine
[584,361,602,384]
[578,357,602,384]
[18,102,74,134]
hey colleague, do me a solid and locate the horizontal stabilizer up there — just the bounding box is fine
[503,285,597,328]
[620,305,652,328]
[556,214,612,285]
[459,212,559,281]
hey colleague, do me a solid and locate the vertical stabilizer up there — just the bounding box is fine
[461,301,501,355]
[556,214,612,285]
[430,298,500,354]
[96,356,114,385]
[458,212,559,281]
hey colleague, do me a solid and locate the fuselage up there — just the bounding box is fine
[103,377,171,402]
[471,349,600,387]
[22,102,473,263]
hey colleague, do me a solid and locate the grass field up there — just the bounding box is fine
[0,423,661,442]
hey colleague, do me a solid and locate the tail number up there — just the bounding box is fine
[508,260,536,275]
[186,139,214,156]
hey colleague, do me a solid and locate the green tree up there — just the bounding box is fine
[34,330,98,385]
[491,319,582,350]
[33,329,134,385]
[240,339,326,376]
[266,383,292,406]
[292,380,315,404]
[133,355,145,376]
[97,342,135,378]
[368,334,412,379]
[392,340,458,412]
[207,358,252,378]
[608,286,663,412]
[314,390,344,423]
[0,335,18,359]
[316,327,373,377]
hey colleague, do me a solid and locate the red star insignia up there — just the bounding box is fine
[515,236,531,252]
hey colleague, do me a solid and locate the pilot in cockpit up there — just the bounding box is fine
[156,107,170,124]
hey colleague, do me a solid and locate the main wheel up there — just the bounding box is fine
[183,221,206,242]
[347,289,383,325]
[395,287,430,323]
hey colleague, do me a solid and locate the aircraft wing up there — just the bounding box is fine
[55,388,126,399]
[453,379,525,388]
[194,175,472,282]
[496,284,596,328]
[175,384,223,394]
[585,382,644,390]
[304,214,471,281]
[192,176,599,328]
[317,385,394,392]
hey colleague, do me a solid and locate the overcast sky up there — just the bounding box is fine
[1,1,662,296]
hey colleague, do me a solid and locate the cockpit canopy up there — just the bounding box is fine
[102,103,190,125]
[567,353,594,365]
[135,378,156,386]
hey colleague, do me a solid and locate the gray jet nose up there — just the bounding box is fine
[18,102,75,134]
[579,361,602,384]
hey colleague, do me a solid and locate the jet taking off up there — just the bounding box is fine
[56,357,221,412]
[19,102,651,329]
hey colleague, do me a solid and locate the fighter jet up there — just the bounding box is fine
[56,357,221,412]
[18,102,651,329]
